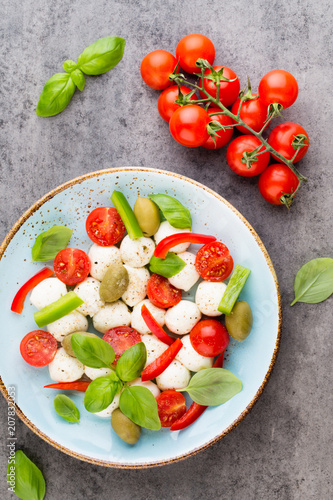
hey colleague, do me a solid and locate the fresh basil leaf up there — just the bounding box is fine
[119,386,161,431]
[7,450,45,500]
[149,252,186,278]
[291,257,333,306]
[63,60,78,73]
[31,225,72,261]
[71,333,115,368]
[54,394,80,423]
[84,374,122,413]
[78,36,125,75]
[36,72,76,117]
[148,194,192,229]
[178,368,242,406]
[116,343,146,382]
[70,69,85,91]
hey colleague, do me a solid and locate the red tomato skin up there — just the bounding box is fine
[199,66,240,107]
[157,85,197,123]
[147,274,182,309]
[176,34,215,74]
[140,50,177,90]
[169,105,210,147]
[231,94,269,134]
[258,70,298,109]
[20,330,57,367]
[202,113,234,150]
[86,207,126,247]
[156,390,187,427]
[195,241,233,282]
[190,319,229,357]
[54,248,90,285]
[103,326,141,364]
[258,163,299,205]
[226,135,270,177]
[268,122,309,163]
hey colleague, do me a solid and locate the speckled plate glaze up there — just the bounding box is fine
[0,167,281,468]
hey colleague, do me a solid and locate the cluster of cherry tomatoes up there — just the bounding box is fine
[140,34,310,206]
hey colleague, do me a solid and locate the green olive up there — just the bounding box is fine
[111,409,141,445]
[133,197,160,237]
[225,301,253,342]
[61,331,99,357]
[99,263,129,303]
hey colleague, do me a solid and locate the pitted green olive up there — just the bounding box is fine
[134,197,160,237]
[99,263,129,302]
[62,331,99,357]
[111,408,141,444]
[225,301,253,342]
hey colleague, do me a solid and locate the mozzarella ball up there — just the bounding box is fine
[131,299,165,335]
[48,347,84,382]
[168,252,200,292]
[154,221,191,253]
[127,378,160,398]
[165,300,201,335]
[74,278,105,317]
[88,244,122,281]
[30,278,67,310]
[47,311,88,342]
[156,360,190,391]
[94,392,121,418]
[121,266,150,307]
[84,366,113,380]
[93,301,131,334]
[195,281,227,316]
[140,334,168,366]
[120,235,155,268]
[176,334,213,372]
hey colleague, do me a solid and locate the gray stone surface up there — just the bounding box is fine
[1,0,332,498]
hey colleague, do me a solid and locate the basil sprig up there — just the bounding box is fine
[116,342,146,382]
[149,194,192,229]
[31,225,72,261]
[84,373,122,413]
[291,257,333,305]
[7,450,46,500]
[119,386,161,431]
[71,333,115,368]
[78,36,125,75]
[36,73,76,117]
[54,394,80,423]
[149,252,186,278]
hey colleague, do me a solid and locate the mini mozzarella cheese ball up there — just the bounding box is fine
[121,266,150,307]
[176,334,213,372]
[168,252,199,292]
[88,244,122,281]
[165,300,201,335]
[120,235,155,268]
[156,360,190,391]
[92,301,131,334]
[48,347,84,382]
[30,278,67,310]
[140,334,168,366]
[154,221,191,253]
[74,277,105,317]
[94,392,121,418]
[127,378,161,398]
[195,281,227,316]
[84,366,113,380]
[131,299,165,335]
[47,311,88,342]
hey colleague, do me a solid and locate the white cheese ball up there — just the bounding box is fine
[140,334,168,366]
[176,334,213,372]
[47,311,88,342]
[127,378,160,398]
[165,300,201,335]
[195,281,227,316]
[131,299,165,335]
[74,277,105,317]
[93,301,131,334]
[168,252,200,292]
[84,366,113,380]
[121,266,150,307]
[30,278,67,310]
[156,360,191,391]
[120,235,155,268]
[48,347,84,382]
[88,244,122,281]
[154,221,191,253]
[94,392,121,418]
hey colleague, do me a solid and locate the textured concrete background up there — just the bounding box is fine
[1,0,332,498]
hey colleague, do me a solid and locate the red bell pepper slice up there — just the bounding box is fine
[141,338,183,381]
[154,233,217,259]
[141,304,174,346]
[213,350,225,368]
[11,267,54,314]
[44,381,90,392]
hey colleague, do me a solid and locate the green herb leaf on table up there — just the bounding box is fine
[63,60,78,73]
[116,342,147,382]
[120,386,161,430]
[71,333,115,368]
[36,73,76,117]
[291,257,333,306]
[84,374,122,413]
[54,394,80,423]
[70,69,85,91]
[7,450,46,500]
[78,36,125,75]
[148,194,192,229]
[31,225,72,261]
[149,252,186,278]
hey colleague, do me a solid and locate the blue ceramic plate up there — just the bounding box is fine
[0,167,281,468]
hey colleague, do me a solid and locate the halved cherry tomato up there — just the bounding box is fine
[20,330,57,367]
[199,66,240,107]
[141,338,183,381]
[86,207,126,247]
[140,50,177,90]
[169,105,210,147]
[54,248,90,285]
[103,326,141,364]
[258,70,298,109]
[258,163,299,205]
[231,94,269,134]
[176,34,215,74]
[147,274,182,309]
[202,113,234,150]
[195,241,233,282]
[44,381,90,392]
[11,267,54,314]
[190,319,229,357]
[141,304,174,345]
[268,122,309,163]
[156,390,187,427]
[154,233,216,259]
[157,85,197,122]
[226,135,270,177]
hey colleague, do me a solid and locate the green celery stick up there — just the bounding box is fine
[34,291,84,327]
[111,191,143,239]
[218,265,251,315]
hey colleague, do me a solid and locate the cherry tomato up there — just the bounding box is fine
[157,85,197,123]
[190,319,229,357]
[199,66,240,108]
[195,241,233,282]
[226,135,270,177]
[202,113,234,150]
[169,105,210,147]
[268,122,309,163]
[231,94,269,134]
[54,248,90,285]
[258,163,299,205]
[258,70,298,109]
[147,274,182,309]
[103,326,141,364]
[20,330,57,367]
[86,207,126,246]
[176,34,215,74]
[156,390,187,427]
[140,50,177,90]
